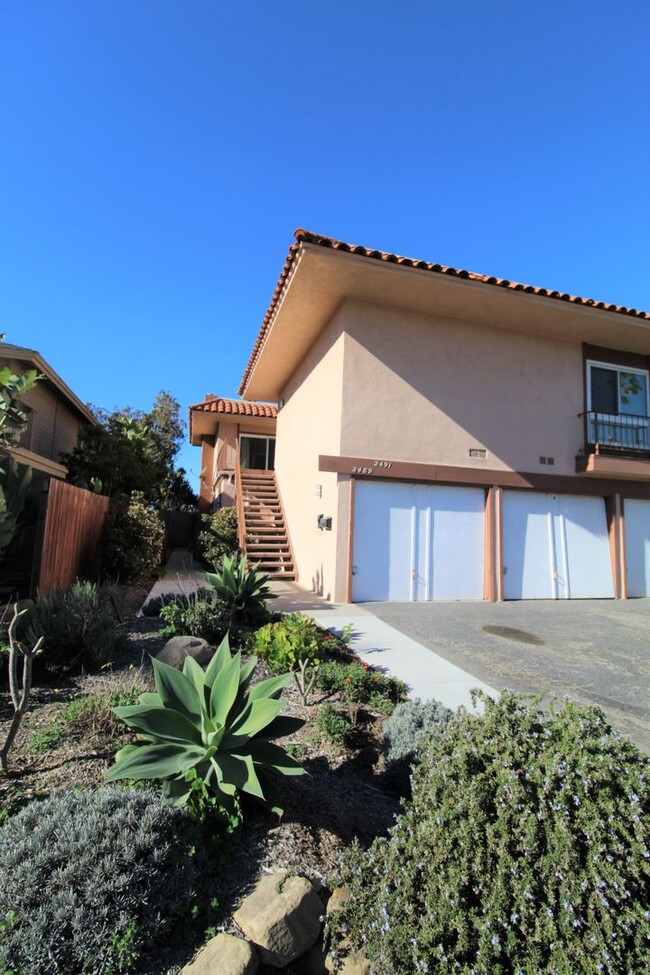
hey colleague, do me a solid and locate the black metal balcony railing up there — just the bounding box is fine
[580,411,650,453]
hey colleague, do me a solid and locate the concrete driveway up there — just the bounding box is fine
[362,599,650,753]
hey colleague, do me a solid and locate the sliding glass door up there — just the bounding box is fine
[240,435,275,470]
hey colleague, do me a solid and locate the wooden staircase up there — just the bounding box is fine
[239,469,296,579]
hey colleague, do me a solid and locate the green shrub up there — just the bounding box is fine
[314,702,354,750]
[24,580,127,671]
[328,691,650,975]
[159,590,231,645]
[315,659,407,711]
[101,491,165,582]
[106,634,305,816]
[0,787,209,975]
[247,613,326,673]
[197,506,238,570]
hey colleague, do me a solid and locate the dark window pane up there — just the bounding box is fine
[240,436,275,470]
[591,367,618,414]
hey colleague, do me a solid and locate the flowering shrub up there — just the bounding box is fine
[328,691,650,974]
[315,659,407,712]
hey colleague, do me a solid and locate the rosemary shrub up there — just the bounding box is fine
[328,691,650,975]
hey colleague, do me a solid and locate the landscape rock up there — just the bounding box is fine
[337,948,370,975]
[326,886,349,915]
[233,872,323,967]
[320,946,370,975]
[156,635,213,669]
[295,939,329,974]
[180,932,258,975]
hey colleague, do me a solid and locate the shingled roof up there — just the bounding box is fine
[239,229,650,395]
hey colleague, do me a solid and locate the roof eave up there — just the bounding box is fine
[0,344,97,425]
[239,230,650,400]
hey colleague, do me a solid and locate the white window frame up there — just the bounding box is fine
[239,434,276,470]
[586,359,650,448]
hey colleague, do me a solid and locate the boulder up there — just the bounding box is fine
[338,949,370,975]
[295,940,329,974]
[233,872,323,967]
[180,932,258,975]
[326,886,349,915]
[156,635,213,669]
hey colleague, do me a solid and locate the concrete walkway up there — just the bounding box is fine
[142,549,206,606]
[144,554,496,711]
[270,580,496,711]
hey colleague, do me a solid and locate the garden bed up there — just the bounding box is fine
[0,597,402,974]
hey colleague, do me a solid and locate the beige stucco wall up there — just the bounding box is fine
[275,307,348,601]
[339,301,584,477]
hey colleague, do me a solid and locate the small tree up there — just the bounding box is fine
[1,604,44,775]
[63,391,197,510]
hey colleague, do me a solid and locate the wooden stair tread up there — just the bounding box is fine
[239,469,295,582]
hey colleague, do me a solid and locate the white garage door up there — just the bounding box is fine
[352,481,485,602]
[502,491,614,599]
[624,499,650,597]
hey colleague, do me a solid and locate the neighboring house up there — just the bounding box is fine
[1,342,96,488]
[0,343,98,591]
[192,229,650,603]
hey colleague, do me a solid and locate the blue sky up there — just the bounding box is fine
[2,0,649,483]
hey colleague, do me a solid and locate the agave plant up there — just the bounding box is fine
[105,635,304,814]
[205,552,276,623]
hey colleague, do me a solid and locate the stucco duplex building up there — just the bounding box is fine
[191,230,650,604]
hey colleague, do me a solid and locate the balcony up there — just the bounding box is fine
[576,411,650,480]
[581,411,650,454]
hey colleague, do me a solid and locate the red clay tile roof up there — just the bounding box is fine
[190,396,277,418]
[239,229,650,395]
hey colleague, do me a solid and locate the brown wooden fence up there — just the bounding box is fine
[35,480,110,594]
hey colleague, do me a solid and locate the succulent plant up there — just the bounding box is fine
[105,635,304,814]
[205,552,276,622]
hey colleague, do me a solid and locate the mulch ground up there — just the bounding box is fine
[0,592,402,974]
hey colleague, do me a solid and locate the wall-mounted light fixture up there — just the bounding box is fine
[315,484,322,498]
[317,514,332,531]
